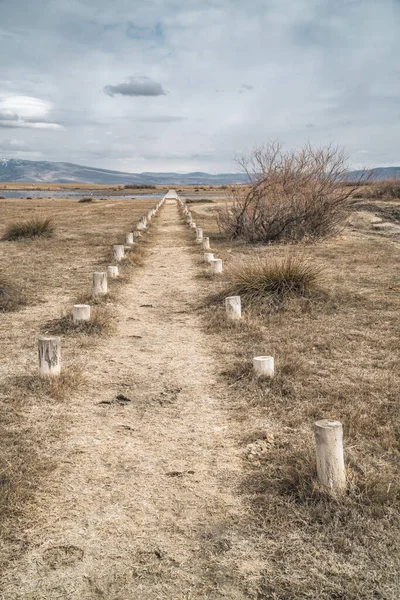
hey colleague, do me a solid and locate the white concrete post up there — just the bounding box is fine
[196,227,203,242]
[113,244,125,261]
[73,304,91,322]
[38,337,61,377]
[253,356,274,378]
[225,296,241,320]
[314,420,346,493]
[203,237,211,250]
[210,258,223,274]
[107,265,119,278]
[126,232,134,245]
[92,272,107,296]
[204,252,214,263]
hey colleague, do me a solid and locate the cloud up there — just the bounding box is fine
[104,76,166,97]
[1,0,400,172]
[0,95,62,129]
[0,138,28,150]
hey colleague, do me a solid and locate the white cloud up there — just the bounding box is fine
[0,95,62,129]
[0,0,399,171]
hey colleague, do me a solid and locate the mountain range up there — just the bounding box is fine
[1,158,400,185]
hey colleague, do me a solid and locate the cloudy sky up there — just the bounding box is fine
[0,0,399,173]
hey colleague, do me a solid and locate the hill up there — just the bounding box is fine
[1,158,400,185]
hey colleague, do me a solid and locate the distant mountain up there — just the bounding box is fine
[1,158,399,185]
[0,158,247,185]
[347,166,400,181]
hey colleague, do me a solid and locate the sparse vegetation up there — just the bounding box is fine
[41,306,112,335]
[124,184,156,189]
[214,255,323,304]
[218,142,367,243]
[0,276,26,312]
[354,178,400,200]
[2,217,54,241]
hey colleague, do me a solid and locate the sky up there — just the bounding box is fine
[0,0,399,174]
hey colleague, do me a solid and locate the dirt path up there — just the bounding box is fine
[1,200,247,600]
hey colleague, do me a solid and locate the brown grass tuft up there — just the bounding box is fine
[208,255,323,307]
[2,217,54,241]
[41,306,112,336]
[0,276,26,312]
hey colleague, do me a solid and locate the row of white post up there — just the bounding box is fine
[37,197,165,379]
[177,197,346,495]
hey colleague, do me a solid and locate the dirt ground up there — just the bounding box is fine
[0,199,249,599]
[1,192,400,599]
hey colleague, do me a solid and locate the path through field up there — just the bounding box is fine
[1,200,247,599]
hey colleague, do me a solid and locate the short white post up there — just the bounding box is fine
[38,337,61,377]
[113,244,125,261]
[73,304,91,322]
[196,227,203,242]
[253,356,274,378]
[190,222,196,229]
[92,272,107,296]
[107,265,119,278]
[203,237,210,250]
[225,296,241,320]
[204,252,214,263]
[126,232,134,245]
[314,420,346,494]
[210,258,223,274]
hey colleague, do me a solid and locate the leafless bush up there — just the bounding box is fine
[218,142,368,243]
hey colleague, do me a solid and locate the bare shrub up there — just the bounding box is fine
[218,142,368,243]
[364,179,400,200]
[2,217,54,241]
[78,197,93,203]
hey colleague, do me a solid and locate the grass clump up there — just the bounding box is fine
[0,277,26,312]
[41,306,111,336]
[2,217,54,241]
[213,255,322,305]
[78,197,93,203]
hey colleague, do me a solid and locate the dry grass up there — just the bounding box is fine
[208,254,323,307]
[41,305,112,336]
[0,276,26,312]
[194,195,400,599]
[0,193,160,572]
[2,217,54,241]
[354,179,400,200]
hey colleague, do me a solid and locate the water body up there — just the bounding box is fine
[0,190,227,200]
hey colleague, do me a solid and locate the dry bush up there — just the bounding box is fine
[0,276,26,312]
[186,198,215,204]
[360,179,400,200]
[218,142,368,243]
[124,184,156,189]
[2,217,54,241]
[208,255,323,306]
[78,196,93,203]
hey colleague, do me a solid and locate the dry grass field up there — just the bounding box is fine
[0,195,158,575]
[188,185,400,599]
[0,185,399,599]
